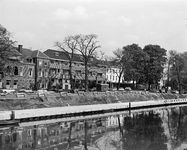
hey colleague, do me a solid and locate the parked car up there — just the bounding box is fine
[118,87,124,91]
[0,89,15,94]
[112,88,117,91]
[19,89,33,93]
[171,90,179,94]
[125,87,132,91]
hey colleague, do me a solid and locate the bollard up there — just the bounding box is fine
[129,102,131,116]
[11,111,15,120]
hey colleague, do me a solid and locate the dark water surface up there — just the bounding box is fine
[1,105,187,150]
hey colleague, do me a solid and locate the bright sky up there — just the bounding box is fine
[1,0,187,56]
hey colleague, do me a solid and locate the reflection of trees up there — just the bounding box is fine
[122,112,167,150]
[167,107,187,150]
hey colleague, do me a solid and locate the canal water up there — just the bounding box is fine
[1,105,187,150]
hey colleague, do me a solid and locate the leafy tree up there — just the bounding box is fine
[143,45,167,90]
[54,35,80,92]
[75,34,101,92]
[0,24,17,72]
[168,50,186,93]
[123,44,148,89]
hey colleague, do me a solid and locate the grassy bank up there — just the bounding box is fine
[0,91,186,111]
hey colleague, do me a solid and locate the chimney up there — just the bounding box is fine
[18,45,23,53]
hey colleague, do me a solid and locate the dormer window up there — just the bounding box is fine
[54,52,59,56]
[26,57,32,63]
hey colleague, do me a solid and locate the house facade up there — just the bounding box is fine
[0,46,125,91]
[106,66,123,89]
[0,45,35,90]
[44,49,107,91]
[31,50,50,90]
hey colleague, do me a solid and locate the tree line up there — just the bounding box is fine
[112,44,167,91]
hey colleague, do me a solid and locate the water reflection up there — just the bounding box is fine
[0,106,187,150]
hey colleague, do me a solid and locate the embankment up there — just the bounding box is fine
[0,91,186,111]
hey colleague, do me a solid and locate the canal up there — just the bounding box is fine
[1,105,187,150]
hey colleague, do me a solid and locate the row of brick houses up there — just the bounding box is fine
[0,45,123,91]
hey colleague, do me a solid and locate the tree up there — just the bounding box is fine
[112,48,132,90]
[54,35,79,92]
[0,24,17,72]
[168,50,186,94]
[75,34,101,92]
[143,45,167,90]
[123,44,148,89]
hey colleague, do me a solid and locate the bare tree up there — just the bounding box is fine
[0,24,17,72]
[54,35,79,92]
[112,48,132,90]
[75,34,101,92]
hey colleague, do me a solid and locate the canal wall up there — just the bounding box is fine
[1,98,187,121]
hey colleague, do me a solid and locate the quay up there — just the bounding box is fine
[0,99,187,122]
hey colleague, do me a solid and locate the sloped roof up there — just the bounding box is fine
[44,49,83,62]
[31,50,49,59]
[11,47,22,56]
[19,48,34,64]
[44,49,107,67]
[21,48,33,56]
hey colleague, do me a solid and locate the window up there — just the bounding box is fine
[6,80,11,85]
[39,60,42,66]
[6,66,11,75]
[27,57,32,63]
[45,83,48,88]
[44,62,48,66]
[20,67,23,76]
[38,70,42,77]
[54,52,59,56]
[45,71,48,77]
[29,68,33,77]
[14,80,18,85]
[13,66,18,75]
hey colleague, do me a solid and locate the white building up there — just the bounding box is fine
[106,66,123,88]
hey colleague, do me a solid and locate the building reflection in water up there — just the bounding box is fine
[0,106,187,150]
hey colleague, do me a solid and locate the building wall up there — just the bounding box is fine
[34,58,50,90]
[106,67,123,83]
[1,62,35,89]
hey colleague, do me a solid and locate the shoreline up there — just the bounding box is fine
[0,91,186,111]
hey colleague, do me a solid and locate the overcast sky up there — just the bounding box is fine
[1,0,187,56]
